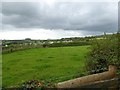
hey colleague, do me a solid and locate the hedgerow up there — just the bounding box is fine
[86,33,120,73]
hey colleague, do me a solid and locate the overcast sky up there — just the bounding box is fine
[1,0,119,40]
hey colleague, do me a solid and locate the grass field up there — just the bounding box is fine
[2,45,90,87]
[0,54,2,88]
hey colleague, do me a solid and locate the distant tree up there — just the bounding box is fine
[25,38,31,41]
[43,44,47,48]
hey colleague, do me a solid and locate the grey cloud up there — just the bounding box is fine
[2,2,118,33]
[118,2,120,31]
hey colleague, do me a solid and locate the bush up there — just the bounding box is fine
[49,41,90,47]
[20,80,56,89]
[86,33,120,73]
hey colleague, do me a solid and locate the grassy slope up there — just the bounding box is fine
[0,54,2,88]
[2,46,89,87]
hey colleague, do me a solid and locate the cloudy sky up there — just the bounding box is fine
[1,0,119,40]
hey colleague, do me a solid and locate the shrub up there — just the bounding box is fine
[86,33,120,73]
[49,41,90,47]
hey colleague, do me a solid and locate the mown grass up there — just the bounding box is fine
[2,46,90,87]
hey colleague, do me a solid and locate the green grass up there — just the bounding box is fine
[2,46,90,87]
[0,54,2,88]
